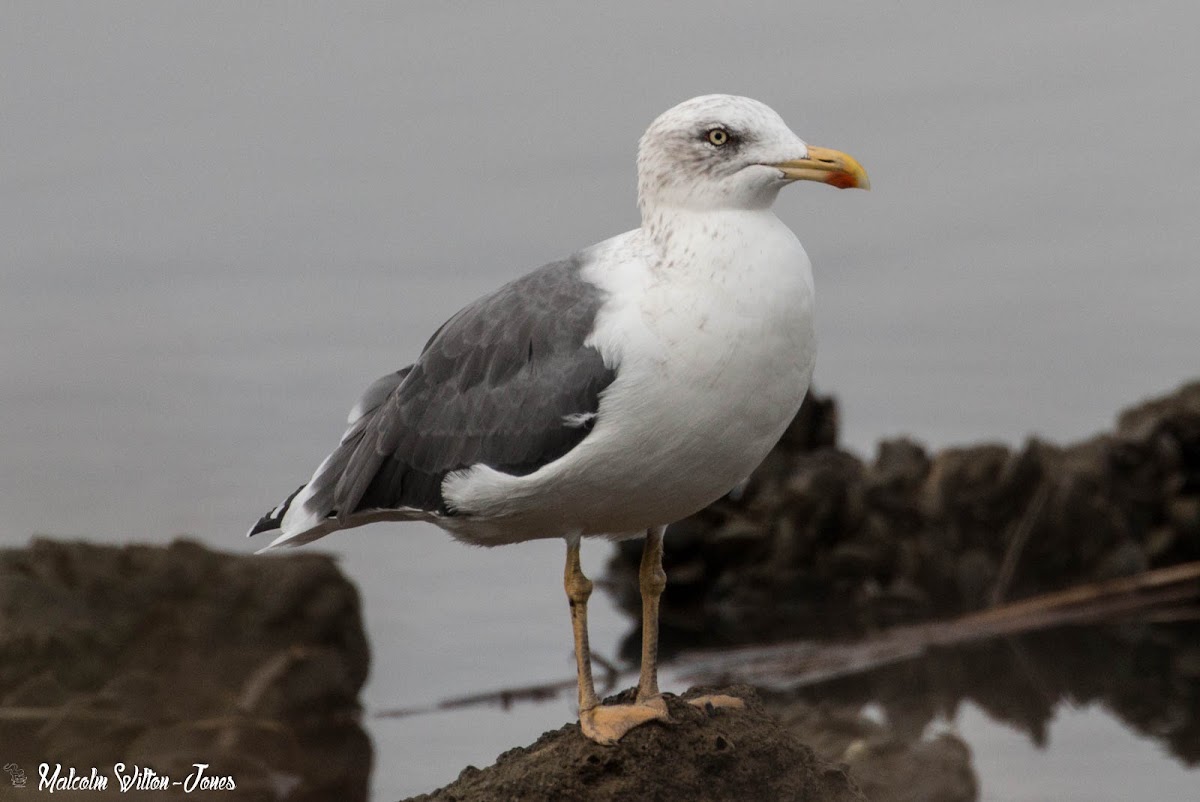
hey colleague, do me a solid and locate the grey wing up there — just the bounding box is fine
[265,254,615,538]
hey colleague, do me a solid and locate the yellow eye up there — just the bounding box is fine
[706,128,730,146]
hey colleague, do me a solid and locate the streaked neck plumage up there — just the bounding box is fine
[636,164,788,259]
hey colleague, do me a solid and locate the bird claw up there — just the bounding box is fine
[579,697,671,745]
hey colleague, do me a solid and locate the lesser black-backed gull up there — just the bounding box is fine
[248,94,869,743]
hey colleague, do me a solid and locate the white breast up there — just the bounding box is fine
[442,211,815,544]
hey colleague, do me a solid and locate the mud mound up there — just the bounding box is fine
[405,686,863,802]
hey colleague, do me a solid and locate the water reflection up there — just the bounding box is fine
[779,623,1200,767]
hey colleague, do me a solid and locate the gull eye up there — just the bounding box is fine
[705,128,730,147]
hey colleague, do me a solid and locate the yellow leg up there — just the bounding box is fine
[564,535,600,714]
[567,531,671,745]
[635,525,668,705]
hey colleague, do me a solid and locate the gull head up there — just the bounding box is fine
[636,94,868,214]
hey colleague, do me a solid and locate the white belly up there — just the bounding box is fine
[441,212,816,544]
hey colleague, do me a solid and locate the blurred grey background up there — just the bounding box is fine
[3,2,1198,799]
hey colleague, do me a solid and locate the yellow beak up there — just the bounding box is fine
[769,146,870,190]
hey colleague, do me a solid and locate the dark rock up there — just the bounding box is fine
[1169,496,1200,540]
[0,538,371,801]
[867,438,931,516]
[1116,381,1200,441]
[955,549,998,610]
[1094,539,1149,579]
[778,389,841,451]
[871,579,933,625]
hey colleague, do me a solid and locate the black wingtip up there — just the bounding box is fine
[246,485,305,538]
[246,515,279,538]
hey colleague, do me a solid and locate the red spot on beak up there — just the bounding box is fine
[825,172,858,190]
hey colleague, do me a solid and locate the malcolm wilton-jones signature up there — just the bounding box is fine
[9,762,236,793]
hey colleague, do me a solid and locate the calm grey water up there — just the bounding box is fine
[3,3,1199,799]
